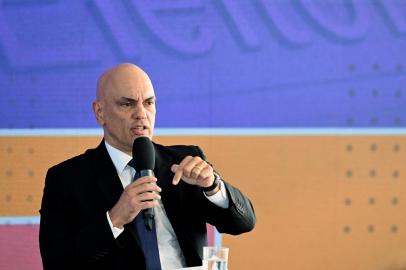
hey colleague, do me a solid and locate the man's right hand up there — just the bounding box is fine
[108,176,161,229]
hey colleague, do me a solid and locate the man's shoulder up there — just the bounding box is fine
[153,143,204,161]
[158,143,200,153]
[154,143,201,154]
[48,144,101,173]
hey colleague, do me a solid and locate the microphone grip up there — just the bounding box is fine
[139,169,155,231]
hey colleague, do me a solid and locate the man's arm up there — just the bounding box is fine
[171,146,256,235]
[39,166,118,269]
[205,180,256,234]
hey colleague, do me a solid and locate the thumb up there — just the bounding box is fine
[171,164,179,173]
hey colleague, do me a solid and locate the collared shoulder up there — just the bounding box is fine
[104,141,132,175]
[152,142,204,165]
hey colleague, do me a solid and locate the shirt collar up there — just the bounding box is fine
[104,141,132,175]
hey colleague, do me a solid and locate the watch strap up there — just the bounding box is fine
[202,173,220,192]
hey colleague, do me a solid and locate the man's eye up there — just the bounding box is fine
[145,101,155,106]
[120,102,132,107]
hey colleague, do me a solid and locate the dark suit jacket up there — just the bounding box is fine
[39,141,255,270]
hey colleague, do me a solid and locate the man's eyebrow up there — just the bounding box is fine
[118,97,136,102]
[118,96,156,102]
[145,96,156,101]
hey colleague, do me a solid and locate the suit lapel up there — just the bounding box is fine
[153,143,202,263]
[88,141,140,241]
[88,141,123,207]
[153,144,180,225]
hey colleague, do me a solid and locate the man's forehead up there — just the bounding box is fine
[103,78,154,101]
[110,82,155,96]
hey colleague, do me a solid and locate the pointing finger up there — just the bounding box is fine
[172,156,193,185]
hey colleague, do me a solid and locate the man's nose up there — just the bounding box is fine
[133,102,147,119]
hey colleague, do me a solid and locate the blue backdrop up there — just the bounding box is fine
[1,0,405,128]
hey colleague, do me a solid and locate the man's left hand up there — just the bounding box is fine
[171,156,215,189]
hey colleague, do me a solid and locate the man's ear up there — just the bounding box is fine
[92,101,104,125]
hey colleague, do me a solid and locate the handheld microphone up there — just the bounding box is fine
[132,136,156,231]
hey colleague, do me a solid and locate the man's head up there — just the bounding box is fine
[93,63,156,155]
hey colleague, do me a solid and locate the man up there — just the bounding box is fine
[39,63,255,270]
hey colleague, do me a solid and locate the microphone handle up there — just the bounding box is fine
[139,169,155,231]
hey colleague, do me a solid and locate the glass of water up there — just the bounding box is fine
[203,246,229,270]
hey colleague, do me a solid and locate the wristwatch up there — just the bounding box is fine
[202,172,220,192]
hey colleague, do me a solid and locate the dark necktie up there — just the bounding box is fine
[128,160,162,270]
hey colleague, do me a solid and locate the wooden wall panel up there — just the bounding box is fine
[1,136,405,270]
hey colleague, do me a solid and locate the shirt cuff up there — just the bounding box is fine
[204,180,229,209]
[106,211,124,239]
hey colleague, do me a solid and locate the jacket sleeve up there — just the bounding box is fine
[195,146,256,235]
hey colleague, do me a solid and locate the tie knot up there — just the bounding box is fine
[128,159,135,169]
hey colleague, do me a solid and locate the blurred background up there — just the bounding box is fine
[0,1,405,269]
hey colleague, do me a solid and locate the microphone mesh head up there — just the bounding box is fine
[132,137,155,171]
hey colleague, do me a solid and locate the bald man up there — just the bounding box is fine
[39,64,255,270]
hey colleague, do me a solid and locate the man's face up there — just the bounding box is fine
[93,65,156,154]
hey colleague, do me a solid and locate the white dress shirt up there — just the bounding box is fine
[104,141,229,270]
